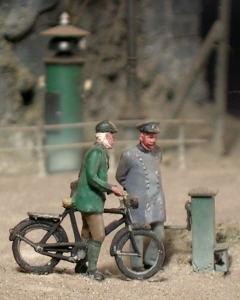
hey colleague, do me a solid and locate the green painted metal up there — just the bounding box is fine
[191,194,216,271]
[45,62,83,173]
[188,187,229,272]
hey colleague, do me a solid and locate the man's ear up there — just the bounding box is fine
[139,133,144,142]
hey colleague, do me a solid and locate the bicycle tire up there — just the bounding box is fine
[12,219,68,274]
[113,228,165,280]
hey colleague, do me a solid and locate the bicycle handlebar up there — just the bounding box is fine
[119,194,138,209]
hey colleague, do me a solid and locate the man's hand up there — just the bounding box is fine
[111,185,124,197]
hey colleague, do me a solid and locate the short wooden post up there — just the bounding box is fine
[178,122,186,170]
[36,124,46,177]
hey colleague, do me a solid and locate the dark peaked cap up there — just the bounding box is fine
[95,120,118,133]
[136,120,160,133]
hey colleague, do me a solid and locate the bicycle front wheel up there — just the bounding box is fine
[12,220,68,274]
[113,228,165,280]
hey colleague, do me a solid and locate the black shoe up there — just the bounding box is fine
[132,266,145,272]
[86,269,105,281]
[144,264,164,272]
[75,261,88,274]
[144,264,152,270]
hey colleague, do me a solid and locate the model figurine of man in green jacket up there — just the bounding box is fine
[72,120,123,281]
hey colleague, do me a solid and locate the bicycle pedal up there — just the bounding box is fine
[70,249,86,263]
[76,249,86,260]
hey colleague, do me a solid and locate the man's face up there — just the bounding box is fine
[106,132,116,149]
[140,133,158,150]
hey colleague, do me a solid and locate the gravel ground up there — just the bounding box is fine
[1,148,240,300]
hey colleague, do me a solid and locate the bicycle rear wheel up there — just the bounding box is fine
[113,228,165,280]
[12,220,68,274]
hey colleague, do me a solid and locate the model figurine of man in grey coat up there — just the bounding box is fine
[116,120,166,271]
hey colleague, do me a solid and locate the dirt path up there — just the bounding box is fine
[1,151,240,300]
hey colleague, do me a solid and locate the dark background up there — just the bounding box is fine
[201,0,240,116]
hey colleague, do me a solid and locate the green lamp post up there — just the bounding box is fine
[41,12,89,173]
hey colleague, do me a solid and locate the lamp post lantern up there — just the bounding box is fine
[41,12,89,173]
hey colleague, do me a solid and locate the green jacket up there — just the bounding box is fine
[72,143,112,213]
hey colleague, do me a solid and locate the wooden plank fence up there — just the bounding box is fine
[0,119,208,175]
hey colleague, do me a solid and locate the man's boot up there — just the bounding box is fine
[131,235,144,272]
[144,222,165,271]
[86,239,105,281]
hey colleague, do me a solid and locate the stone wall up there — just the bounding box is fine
[137,0,208,119]
[74,0,208,120]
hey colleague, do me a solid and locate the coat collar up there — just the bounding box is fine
[94,142,109,167]
[137,143,152,153]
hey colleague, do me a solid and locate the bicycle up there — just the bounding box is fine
[9,194,165,280]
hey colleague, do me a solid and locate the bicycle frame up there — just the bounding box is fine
[18,204,141,263]
[9,193,169,280]
[23,208,87,262]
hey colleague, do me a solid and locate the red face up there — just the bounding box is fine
[140,133,158,150]
[106,132,116,148]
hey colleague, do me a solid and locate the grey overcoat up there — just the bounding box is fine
[116,143,166,224]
